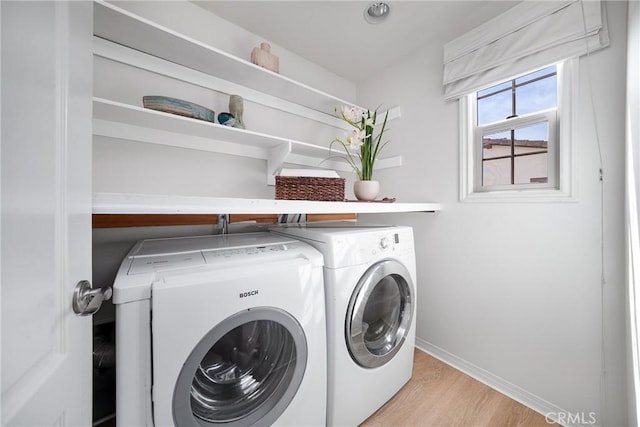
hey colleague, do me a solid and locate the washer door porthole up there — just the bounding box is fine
[346,260,413,369]
[173,307,307,426]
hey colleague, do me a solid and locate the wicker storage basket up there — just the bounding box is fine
[275,176,345,201]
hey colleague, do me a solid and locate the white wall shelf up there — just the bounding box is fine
[91,1,431,213]
[93,193,442,215]
[93,38,405,132]
[94,0,362,117]
[93,98,403,184]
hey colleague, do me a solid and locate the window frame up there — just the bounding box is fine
[459,59,579,203]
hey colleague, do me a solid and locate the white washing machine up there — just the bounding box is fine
[271,223,416,426]
[112,232,327,427]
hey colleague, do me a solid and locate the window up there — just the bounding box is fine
[477,65,557,190]
[460,60,578,202]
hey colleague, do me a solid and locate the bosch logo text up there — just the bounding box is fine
[240,290,259,298]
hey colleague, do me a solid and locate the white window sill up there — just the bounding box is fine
[460,188,578,203]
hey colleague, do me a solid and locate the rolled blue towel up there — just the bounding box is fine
[218,112,236,126]
[142,96,215,122]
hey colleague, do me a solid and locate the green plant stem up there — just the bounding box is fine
[329,106,390,181]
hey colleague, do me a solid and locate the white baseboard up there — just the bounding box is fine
[414,337,585,427]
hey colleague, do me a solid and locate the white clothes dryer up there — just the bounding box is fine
[270,223,416,426]
[112,233,327,427]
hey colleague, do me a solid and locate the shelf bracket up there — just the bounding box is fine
[267,142,292,185]
[218,214,229,235]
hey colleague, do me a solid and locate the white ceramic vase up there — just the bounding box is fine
[354,180,380,201]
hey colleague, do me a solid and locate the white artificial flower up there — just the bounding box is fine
[342,105,365,123]
[346,128,366,150]
[329,104,389,181]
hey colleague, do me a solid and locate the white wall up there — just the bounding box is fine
[110,1,355,100]
[357,1,627,425]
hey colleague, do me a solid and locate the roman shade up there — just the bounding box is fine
[443,0,609,100]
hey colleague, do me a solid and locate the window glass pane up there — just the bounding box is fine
[483,158,511,186]
[482,130,510,160]
[515,65,556,85]
[514,121,548,142]
[478,81,511,98]
[514,122,548,156]
[516,75,557,116]
[514,123,548,184]
[478,90,512,125]
[474,65,558,192]
[515,153,548,184]
[514,143,547,155]
[477,65,557,126]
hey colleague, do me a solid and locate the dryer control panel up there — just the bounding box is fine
[359,231,404,257]
[377,232,401,250]
[322,227,414,269]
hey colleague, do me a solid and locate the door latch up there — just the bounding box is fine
[72,280,112,316]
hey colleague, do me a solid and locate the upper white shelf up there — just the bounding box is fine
[93,97,402,184]
[94,97,328,158]
[94,0,355,116]
[93,193,442,215]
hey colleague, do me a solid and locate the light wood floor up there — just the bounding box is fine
[96,348,554,427]
[360,348,554,427]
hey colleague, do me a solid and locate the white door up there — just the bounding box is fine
[1,1,93,426]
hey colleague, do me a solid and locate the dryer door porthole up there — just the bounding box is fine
[346,260,414,369]
[172,307,307,427]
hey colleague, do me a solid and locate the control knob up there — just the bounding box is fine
[379,237,390,250]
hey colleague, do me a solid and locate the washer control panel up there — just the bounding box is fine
[128,244,291,274]
[203,244,289,263]
[128,252,206,275]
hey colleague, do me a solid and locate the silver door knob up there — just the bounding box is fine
[72,280,112,316]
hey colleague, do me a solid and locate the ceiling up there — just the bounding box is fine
[195,1,519,83]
